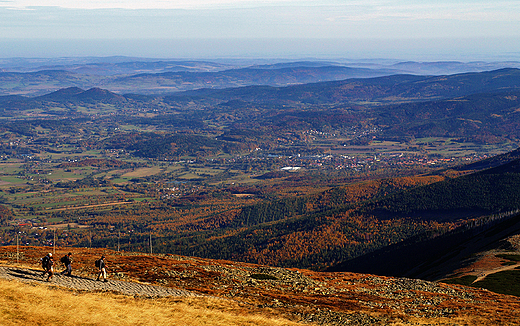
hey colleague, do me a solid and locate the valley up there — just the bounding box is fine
[3,0,520,323]
[1,60,520,278]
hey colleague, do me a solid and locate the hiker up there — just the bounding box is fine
[96,255,108,282]
[41,253,54,281]
[60,252,72,276]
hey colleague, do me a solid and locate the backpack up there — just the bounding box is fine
[42,256,50,267]
[95,259,101,268]
[60,255,68,264]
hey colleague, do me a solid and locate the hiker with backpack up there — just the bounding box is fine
[40,253,54,282]
[60,252,73,276]
[95,255,108,282]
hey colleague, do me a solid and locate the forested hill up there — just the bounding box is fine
[325,152,520,276]
[361,149,520,221]
[145,148,520,270]
[326,211,520,280]
[451,147,520,172]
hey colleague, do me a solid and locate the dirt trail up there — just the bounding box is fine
[472,263,520,283]
[0,266,199,298]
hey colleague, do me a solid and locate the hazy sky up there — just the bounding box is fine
[1,0,519,59]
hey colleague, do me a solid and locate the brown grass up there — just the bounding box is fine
[4,246,520,326]
[122,167,163,178]
[0,278,303,326]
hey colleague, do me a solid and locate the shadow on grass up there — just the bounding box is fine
[473,270,520,297]
[444,270,520,297]
[6,267,92,282]
[442,275,478,286]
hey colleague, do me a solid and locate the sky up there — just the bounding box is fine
[0,0,519,60]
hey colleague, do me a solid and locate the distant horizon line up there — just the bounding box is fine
[1,55,520,64]
[1,37,519,61]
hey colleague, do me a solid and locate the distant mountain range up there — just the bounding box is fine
[0,66,397,97]
[5,67,520,104]
[0,57,519,96]
[168,68,520,104]
[3,68,520,145]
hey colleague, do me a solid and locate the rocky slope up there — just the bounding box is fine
[2,246,520,325]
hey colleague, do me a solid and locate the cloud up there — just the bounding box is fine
[2,0,312,10]
[324,1,520,22]
[0,1,518,42]
[3,0,519,21]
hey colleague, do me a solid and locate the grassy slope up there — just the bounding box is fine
[4,246,520,325]
[0,277,302,326]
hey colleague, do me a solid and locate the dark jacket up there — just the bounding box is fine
[42,255,53,269]
[61,255,72,265]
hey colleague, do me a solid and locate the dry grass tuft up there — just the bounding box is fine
[0,278,303,326]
